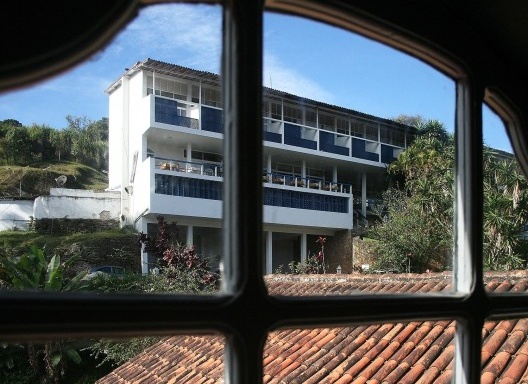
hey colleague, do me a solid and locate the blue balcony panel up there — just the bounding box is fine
[285,136,318,150]
[155,174,347,213]
[264,188,348,213]
[352,138,379,162]
[154,97,199,128]
[319,131,349,156]
[201,106,224,133]
[381,144,397,163]
[284,123,301,138]
[264,131,282,143]
[155,175,222,200]
[283,123,317,150]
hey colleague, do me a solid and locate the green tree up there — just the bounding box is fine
[369,189,452,272]
[482,150,528,270]
[66,115,108,169]
[4,125,31,164]
[369,120,454,272]
[49,129,72,161]
[0,119,23,137]
[369,119,528,272]
[27,124,55,161]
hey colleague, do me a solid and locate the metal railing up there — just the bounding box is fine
[154,157,223,177]
[261,172,351,194]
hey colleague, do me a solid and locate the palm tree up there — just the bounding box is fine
[482,150,528,270]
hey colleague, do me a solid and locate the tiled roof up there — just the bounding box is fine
[96,272,528,384]
[106,58,414,130]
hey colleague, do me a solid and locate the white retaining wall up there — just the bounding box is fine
[33,188,121,220]
[0,199,34,230]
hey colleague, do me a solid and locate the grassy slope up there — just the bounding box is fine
[0,161,108,197]
[0,228,134,253]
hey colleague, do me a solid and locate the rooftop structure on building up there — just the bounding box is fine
[106,58,416,274]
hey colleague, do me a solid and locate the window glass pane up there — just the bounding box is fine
[482,103,528,283]
[262,12,455,292]
[265,321,456,383]
[0,3,223,295]
[1,333,225,383]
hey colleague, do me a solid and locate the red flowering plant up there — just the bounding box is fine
[286,236,327,274]
[138,215,219,288]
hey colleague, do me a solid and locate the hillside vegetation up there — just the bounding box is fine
[0,116,109,197]
[0,161,108,197]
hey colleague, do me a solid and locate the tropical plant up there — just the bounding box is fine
[482,150,528,270]
[369,118,528,272]
[0,246,88,383]
[138,215,219,288]
[368,189,452,273]
[285,236,327,274]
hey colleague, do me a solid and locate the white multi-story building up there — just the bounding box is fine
[106,58,415,274]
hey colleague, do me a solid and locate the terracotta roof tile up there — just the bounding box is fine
[502,353,528,383]
[96,273,528,384]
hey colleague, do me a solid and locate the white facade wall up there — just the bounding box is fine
[131,154,152,226]
[0,200,34,230]
[108,81,124,191]
[33,188,120,220]
[263,205,351,230]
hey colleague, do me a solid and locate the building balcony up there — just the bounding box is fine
[133,157,354,225]
[146,95,405,167]
[155,157,223,177]
[261,172,351,195]
[262,118,404,165]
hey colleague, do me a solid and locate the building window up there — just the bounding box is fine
[380,125,405,147]
[202,86,222,108]
[319,112,335,131]
[283,103,302,123]
[365,123,379,141]
[305,108,317,127]
[271,101,282,120]
[147,75,188,101]
[336,116,349,135]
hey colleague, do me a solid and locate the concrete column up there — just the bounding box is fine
[302,160,306,178]
[266,231,273,274]
[301,233,307,263]
[267,154,272,174]
[186,143,192,171]
[362,172,367,218]
[332,166,338,183]
[187,225,194,247]
[140,220,149,275]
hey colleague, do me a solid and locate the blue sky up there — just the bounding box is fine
[0,3,511,152]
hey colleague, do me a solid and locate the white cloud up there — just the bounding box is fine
[115,4,222,72]
[263,54,335,104]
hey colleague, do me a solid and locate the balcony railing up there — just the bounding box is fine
[261,172,351,194]
[154,97,199,129]
[154,157,223,177]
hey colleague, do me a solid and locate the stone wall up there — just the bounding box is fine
[323,231,379,274]
[54,235,141,274]
[351,237,379,272]
[33,218,120,235]
[323,230,353,274]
